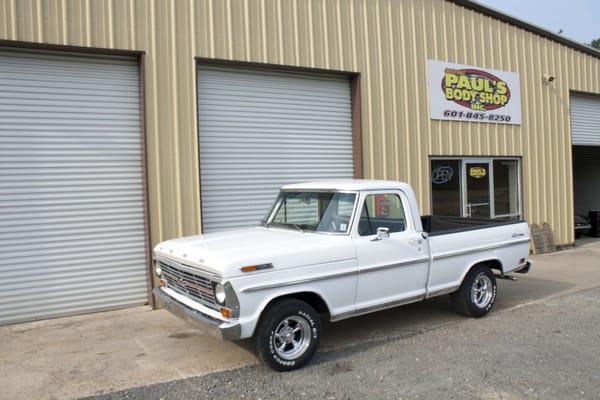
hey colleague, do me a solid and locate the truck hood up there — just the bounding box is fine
[153,226,356,279]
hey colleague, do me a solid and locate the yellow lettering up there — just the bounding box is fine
[471,77,484,91]
[484,79,494,93]
[485,92,494,104]
[457,75,471,90]
[445,73,459,87]
[496,81,507,95]
[443,71,510,110]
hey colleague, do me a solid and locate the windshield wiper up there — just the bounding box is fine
[290,223,304,233]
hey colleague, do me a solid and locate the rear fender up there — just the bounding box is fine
[459,258,503,285]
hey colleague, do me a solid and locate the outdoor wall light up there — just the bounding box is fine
[543,73,556,83]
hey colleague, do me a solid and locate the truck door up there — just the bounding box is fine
[352,191,429,312]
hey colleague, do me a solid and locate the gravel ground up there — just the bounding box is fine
[86,287,600,400]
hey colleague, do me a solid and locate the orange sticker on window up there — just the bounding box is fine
[375,195,390,217]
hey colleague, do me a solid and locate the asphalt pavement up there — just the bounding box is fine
[4,238,600,399]
[86,285,600,400]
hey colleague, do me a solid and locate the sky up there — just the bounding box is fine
[477,0,599,45]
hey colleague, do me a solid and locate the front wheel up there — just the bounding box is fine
[255,298,321,371]
[451,264,497,317]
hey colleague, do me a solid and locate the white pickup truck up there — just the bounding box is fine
[153,180,531,371]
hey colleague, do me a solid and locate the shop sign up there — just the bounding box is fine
[469,166,487,178]
[427,60,521,125]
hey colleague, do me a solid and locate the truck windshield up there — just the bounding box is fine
[266,191,357,234]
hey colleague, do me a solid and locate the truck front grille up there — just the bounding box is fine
[158,260,217,309]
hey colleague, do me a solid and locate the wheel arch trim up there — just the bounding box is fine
[249,288,332,336]
[459,258,503,286]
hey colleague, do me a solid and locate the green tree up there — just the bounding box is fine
[590,39,600,50]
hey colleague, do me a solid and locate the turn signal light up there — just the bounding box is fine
[240,263,273,273]
[159,278,168,287]
[220,308,231,318]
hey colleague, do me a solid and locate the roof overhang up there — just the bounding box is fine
[448,0,600,60]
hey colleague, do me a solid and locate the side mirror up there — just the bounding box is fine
[371,227,390,241]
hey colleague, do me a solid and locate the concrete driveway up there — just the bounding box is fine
[2,238,600,400]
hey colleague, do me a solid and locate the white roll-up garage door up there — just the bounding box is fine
[197,65,354,233]
[571,94,600,146]
[0,49,148,325]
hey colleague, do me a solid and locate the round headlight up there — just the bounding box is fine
[214,283,226,305]
[154,263,162,277]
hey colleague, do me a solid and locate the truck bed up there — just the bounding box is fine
[421,215,525,236]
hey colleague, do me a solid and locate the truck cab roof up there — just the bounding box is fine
[281,179,413,192]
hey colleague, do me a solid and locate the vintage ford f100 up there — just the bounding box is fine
[153,180,531,371]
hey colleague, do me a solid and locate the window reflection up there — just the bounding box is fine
[431,159,461,216]
[493,160,519,217]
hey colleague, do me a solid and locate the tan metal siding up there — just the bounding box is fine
[1,0,600,249]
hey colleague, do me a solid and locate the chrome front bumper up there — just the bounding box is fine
[153,288,241,341]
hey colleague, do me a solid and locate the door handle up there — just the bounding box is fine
[408,238,423,245]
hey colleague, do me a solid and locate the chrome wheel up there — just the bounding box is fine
[471,273,493,308]
[273,315,312,361]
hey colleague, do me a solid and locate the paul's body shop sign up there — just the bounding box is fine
[427,60,521,125]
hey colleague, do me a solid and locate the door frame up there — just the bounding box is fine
[430,156,523,219]
[462,158,493,218]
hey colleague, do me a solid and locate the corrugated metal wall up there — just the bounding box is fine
[1,0,599,249]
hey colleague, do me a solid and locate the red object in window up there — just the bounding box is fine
[375,195,390,217]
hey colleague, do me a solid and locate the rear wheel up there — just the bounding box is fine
[451,264,497,317]
[255,298,321,371]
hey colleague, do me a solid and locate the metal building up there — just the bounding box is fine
[0,0,599,324]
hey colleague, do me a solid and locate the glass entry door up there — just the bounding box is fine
[463,161,491,219]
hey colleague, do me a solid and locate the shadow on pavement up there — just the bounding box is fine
[235,273,575,357]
